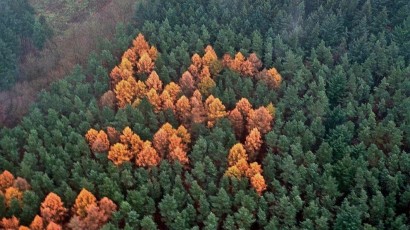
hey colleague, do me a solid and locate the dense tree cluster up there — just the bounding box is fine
[0,0,410,229]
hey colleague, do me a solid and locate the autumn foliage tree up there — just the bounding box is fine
[1,216,19,229]
[30,215,44,230]
[247,106,273,134]
[146,71,163,92]
[136,141,161,167]
[244,128,262,160]
[228,144,248,166]
[250,173,267,195]
[108,143,132,166]
[40,193,67,224]
[73,189,97,218]
[0,170,15,191]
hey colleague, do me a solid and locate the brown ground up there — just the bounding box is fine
[0,0,136,127]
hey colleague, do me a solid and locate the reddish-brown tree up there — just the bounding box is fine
[91,131,110,153]
[85,129,99,148]
[179,71,196,96]
[153,128,170,157]
[106,127,120,144]
[12,177,30,191]
[247,107,273,134]
[40,192,67,224]
[228,108,245,138]
[190,91,206,124]
[191,53,202,68]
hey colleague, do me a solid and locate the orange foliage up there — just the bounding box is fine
[132,34,150,56]
[246,162,263,178]
[146,88,162,112]
[163,82,181,102]
[188,64,199,78]
[91,130,110,153]
[240,60,256,76]
[168,134,185,152]
[264,67,282,89]
[148,46,158,61]
[176,96,191,124]
[190,91,206,124]
[205,96,227,128]
[108,143,132,165]
[136,141,161,167]
[115,78,135,108]
[179,71,196,96]
[122,49,137,65]
[236,98,253,117]
[146,71,163,92]
[85,129,98,147]
[229,52,245,72]
[228,144,247,166]
[247,107,273,134]
[235,158,249,176]
[228,108,244,138]
[5,187,22,207]
[109,66,123,86]
[73,189,97,218]
[46,221,62,230]
[244,128,262,160]
[199,66,211,81]
[137,52,154,74]
[202,45,218,66]
[40,192,67,224]
[160,90,175,111]
[135,80,148,99]
[250,173,267,195]
[169,147,189,165]
[19,226,30,230]
[30,215,44,230]
[1,216,19,230]
[191,53,202,68]
[0,170,15,191]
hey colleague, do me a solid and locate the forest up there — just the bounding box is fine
[0,0,410,229]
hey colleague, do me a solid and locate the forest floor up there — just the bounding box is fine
[0,0,136,127]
